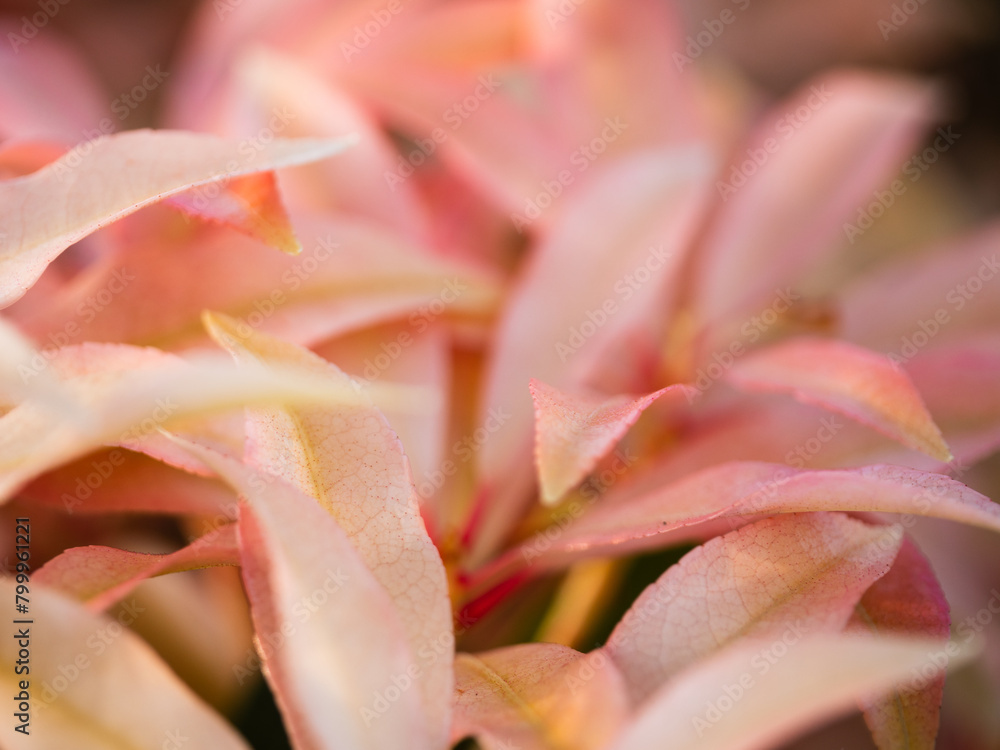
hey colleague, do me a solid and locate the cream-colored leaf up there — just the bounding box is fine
[204,312,454,745]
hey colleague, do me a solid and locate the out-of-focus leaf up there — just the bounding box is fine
[452,643,628,750]
[690,70,938,337]
[35,524,240,613]
[229,47,430,239]
[7,210,500,352]
[0,578,251,749]
[472,148,710,562]
[904,335,1000,468]
[841,223,1000,354]
[530,379,694,504]
[605,513,902,704]
[23,449,237,515]
[0,342,422,501]
[727,337,951,460]
[0,129,355,307]
[850,537,951,750]
[204,312,453,744]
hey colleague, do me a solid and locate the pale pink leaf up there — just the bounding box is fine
[727,337,952,461]
[204,312,453,744]
[608,634,969,750]
[850,537,950,750]
[903,336,1000,468]
[7,210,500,352]
[692,70,939,330]
[175,442,436,750]
[0,342,420,502]
[35,524,240,613]
[23,449,237,516]
[452,643,628,750]
[492,462,1000,577]
[841,223,1000,354]
[530,379,695,504]
[606,513,902,704]
[0,129,355,307]
[0,578,250,748]
[229,47,430,239]
[472,149,710,562]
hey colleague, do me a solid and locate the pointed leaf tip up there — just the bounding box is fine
[530,379,694,504]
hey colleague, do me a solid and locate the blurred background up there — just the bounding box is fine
[2,0,1000,748]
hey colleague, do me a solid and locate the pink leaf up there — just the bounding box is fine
[7,210,500,352]
[850,537,950,750]
[228,48,430,239]
[492,462,1000,577]
[904,335,1000,468]
[0,129,354,307]
[471,149,709,561]
[180,442,437,750]
[841,223,1000,354]
[530,379,694,504]
[23,449,237,516]
[452,643,628,750]
[204,312,454,744]
[35,524,240,613]
[727,337,952,461]
[608,633,968,750]
[606,513,902,704]
[691,70,938,331]
[168,171,302,254]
